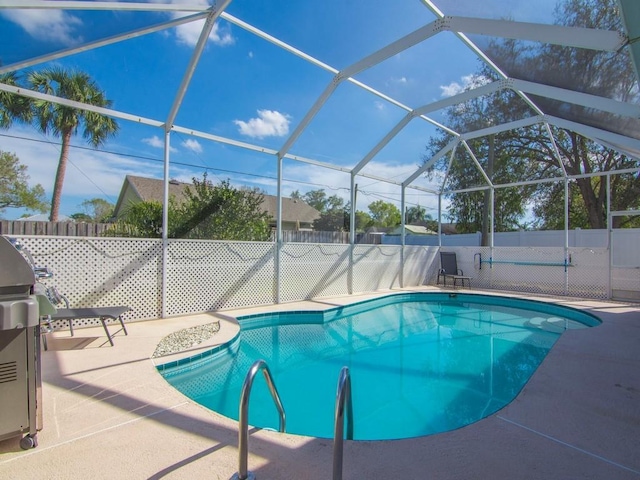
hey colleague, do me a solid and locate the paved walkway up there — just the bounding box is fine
[1,288,639,479]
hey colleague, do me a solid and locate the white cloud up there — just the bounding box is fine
[234,110,291,139]
[1,9,83,45]
[174,20,234,47]
[142,135,178,152]
[440,74,493,97]
[142,135,164,148]
[388,76,409,87]
[150,0,234,47]
[374,101,385,111]
[182,138,202,153]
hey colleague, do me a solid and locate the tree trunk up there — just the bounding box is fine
[49,129,72,221]
[575,177,605,229]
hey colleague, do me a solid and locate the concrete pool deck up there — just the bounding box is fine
[1,287,639,479]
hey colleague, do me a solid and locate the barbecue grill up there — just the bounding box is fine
[0,236,43,449]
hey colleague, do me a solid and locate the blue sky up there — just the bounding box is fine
[0,0,559,220]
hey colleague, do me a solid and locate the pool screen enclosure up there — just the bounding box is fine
[1,0,639,312]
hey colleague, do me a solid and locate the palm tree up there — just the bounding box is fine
[28,67,118,221]
[0,71,32,127]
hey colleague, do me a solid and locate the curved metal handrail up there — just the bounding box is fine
[236,359,286,480]
[333,366,353,480]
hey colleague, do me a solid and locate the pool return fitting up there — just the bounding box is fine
[233,361,354,480]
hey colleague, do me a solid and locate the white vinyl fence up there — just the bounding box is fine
[6,234,638,330]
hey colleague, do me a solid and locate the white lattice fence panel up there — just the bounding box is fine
[352,245,402,293]
[279,243,350,302]
[166,240,275,315]
[568,248,608,298]
[14,236,162,324]
[403,246,439,286]
[484,247,566,295]
[280,243,349,302]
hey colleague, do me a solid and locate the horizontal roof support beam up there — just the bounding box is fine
[511,79,640,118]
[0,82,163,127]
[545,115,640,155]
[414,80,505,117]
[460,116,544,140]
[0,12,209,76]
[221,13,338,75]
[340,19,444,79]
[0,1,209,12]
[170,125,278,156]
[445,16,627,52]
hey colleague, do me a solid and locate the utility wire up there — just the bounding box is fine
[1,131,436,207]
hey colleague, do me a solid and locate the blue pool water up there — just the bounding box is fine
[159,293,600,440]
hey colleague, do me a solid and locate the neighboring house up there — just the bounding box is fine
[113,175,320,230]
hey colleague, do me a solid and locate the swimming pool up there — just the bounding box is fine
[158,293,600,440]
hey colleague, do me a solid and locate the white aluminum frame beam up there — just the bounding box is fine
[0,12,209,75]
[460,116,543,141]
[352,113,415,176]
[462,140,493,187]
[445,16,627,52]
[0,1,209,13]
[546,115,640,155]
[544,123,569,177]
[443,168,640,196]
[617,0,640,84]
[166,1,231,129]
[511,79,640,118]
[4,0,639,199]
[441,144,459,194]
[0,82,163,127]
[276,18,455,159]
[419,0,545,116]
[403,138,460,187]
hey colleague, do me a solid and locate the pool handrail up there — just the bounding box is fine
[333,366,353,480]
[235,359,286,480]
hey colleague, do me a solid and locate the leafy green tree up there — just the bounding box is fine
[355,210,373,231]
[313,209,349,231]
[368,200,401,228]
[0,72,32,128]
[72,198,114,222]
[174,175,271,240]
[0,150,47,217]
[300,189,329,213]
[103,200,165,238]
[105,175,271,240]
[426,0,639,234]
[296,189,345,214]
[70,213,92,222]
[27,67,119,221]
[405,205,439,232]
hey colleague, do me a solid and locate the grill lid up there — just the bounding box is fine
[0,236,35,294]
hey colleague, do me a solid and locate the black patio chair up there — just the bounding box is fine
[437,251,471,288]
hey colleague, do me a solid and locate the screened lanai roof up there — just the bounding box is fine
[0,0,639,218]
